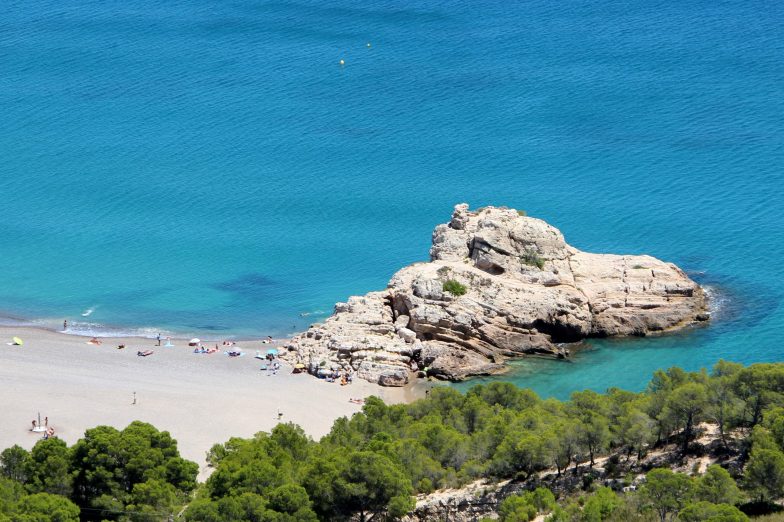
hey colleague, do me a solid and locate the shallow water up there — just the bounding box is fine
[1,0,782,396]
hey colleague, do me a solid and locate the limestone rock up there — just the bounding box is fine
[284,204,707,386]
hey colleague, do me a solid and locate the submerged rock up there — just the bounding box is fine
[284,204,708,386]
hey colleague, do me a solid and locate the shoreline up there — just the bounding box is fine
[0,310,291,343]
[0,325,427,480]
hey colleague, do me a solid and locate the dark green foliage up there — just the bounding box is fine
[70,421,198,519]
[442,279,467,296]
[185,492,288,522]
[696,465,741,506]
[0,446,31,484]
[640,468,695,522]
[0,478,79,522]
[26,438,71,496]
[744,447,784,502]
[663,382,708,448]
[325,451,413,520]
[0,422,197,521]
[0,477,26,518]
[191,424,409,521]
[732,364,784,428]
[267,483,314,517]
[14,492,80,522]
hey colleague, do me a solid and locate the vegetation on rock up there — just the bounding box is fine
[520,248,545,269]
[442,279,468,296]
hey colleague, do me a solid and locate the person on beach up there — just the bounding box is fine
[63,320,67,330]
[157,333,161,346]
[44,417,48,427]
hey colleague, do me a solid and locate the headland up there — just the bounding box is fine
[285,204,708,386]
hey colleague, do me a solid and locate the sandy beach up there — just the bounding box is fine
[0,326,424,478]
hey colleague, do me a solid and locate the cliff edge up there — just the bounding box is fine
[284,204,708,386]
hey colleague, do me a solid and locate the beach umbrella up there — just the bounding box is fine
[266,348,279,356]
[294,363,305,369]
[12,337,23,346]
[188,338,200,346]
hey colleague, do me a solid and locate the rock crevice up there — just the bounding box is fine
[284,204,708,386]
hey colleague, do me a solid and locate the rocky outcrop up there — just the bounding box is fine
[284,204,708,386]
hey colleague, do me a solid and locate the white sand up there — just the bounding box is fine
[0,327,421,478]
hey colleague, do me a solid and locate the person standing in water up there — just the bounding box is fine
[63,320,67,330]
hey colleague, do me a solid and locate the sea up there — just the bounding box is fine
[1,0,782,399]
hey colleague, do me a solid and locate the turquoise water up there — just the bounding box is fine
[1,0,782,398]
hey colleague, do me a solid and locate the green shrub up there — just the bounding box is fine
[497,488,555,522]
[583,487,621,521]
[417,478,434,494]
[678,501,749,521]
[517,210,527,217]
[443,279,467,296]
[498,494,537,521]
[520,249,545,270]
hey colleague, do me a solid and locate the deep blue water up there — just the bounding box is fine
[1,0,782,398]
